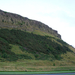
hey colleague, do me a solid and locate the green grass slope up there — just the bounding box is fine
[0,29,74,61]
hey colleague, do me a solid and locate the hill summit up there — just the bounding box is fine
[0,9,61,39]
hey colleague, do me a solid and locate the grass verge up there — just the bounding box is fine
[0,71,75,74]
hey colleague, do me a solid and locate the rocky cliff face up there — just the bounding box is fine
[0,9,61,39]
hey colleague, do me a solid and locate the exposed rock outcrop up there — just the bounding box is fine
[0,9,61,39]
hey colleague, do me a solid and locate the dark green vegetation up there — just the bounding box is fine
[0,29,73,61]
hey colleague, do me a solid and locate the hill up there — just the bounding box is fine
[0,9,75,71]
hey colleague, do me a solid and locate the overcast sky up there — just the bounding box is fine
[0,0,75,47]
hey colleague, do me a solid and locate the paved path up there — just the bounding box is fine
[0,73,75,75]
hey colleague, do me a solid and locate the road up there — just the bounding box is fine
[0,72,75,75]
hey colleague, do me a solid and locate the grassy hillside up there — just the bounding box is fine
[0,29,74,62]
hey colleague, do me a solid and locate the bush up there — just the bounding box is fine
[2,53,8,58]
[53,63,55,66]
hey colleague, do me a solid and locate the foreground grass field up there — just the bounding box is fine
[0,59,75,71]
